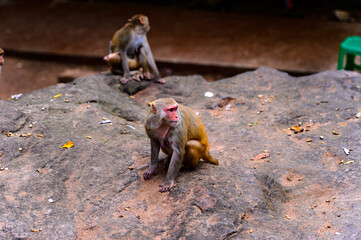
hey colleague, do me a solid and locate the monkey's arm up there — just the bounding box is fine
[143,138,160,180]
[119,50,132,84]
[159,150,182,192]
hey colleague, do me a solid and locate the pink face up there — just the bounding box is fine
[165,104,178,126]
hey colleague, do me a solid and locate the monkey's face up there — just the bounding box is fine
[164,104,179,127]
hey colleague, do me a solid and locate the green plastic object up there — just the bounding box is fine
[337,35,361,71]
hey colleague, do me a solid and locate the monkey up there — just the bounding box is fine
[103,46,152,81]
[144,98,219,192]
[0,48,4,74]
[107,14,165,84]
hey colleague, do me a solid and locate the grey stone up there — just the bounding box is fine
[0,68,359,239]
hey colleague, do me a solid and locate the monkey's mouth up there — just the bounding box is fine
[169,121,178,125]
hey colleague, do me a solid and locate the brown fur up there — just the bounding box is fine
[106,14,163,84]
[144,98,218,192]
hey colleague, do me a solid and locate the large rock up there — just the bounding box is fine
[0,68,360,239]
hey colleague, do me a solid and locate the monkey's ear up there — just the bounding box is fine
[148,100,156,106]
[139,16,145,24]
[151,104,157,114]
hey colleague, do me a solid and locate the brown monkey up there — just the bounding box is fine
[107,14,164,84]
[144,98,219,192]
[103,47,152,81]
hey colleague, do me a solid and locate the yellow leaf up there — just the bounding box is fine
[61,141,74,149]
[53,94,62,98]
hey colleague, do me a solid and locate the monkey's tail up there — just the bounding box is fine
[203,151,219,166]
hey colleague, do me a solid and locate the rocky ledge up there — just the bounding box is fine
[0,68,360,239]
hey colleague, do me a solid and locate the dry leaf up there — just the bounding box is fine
[61,141,74,149]
[252,153,270,161]
[290,125,301,132]
[53,94,62,98]
[6,132,13,137]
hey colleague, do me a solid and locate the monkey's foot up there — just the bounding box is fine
[143,167,157,180]
[120,77,131,84]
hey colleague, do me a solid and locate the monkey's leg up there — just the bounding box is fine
[183,140,204,168]
[138,47,153,80]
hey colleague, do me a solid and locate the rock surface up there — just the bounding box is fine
[0,68,360,239]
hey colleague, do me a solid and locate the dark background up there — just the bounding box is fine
[0,0,361,99]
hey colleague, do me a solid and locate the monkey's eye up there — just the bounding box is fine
[167,106,178,112]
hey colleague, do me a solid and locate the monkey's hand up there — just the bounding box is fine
[143,165,157,180]
[159,180,174,192]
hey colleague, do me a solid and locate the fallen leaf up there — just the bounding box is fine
[290,125,301,132]
[252,153,270,161]
[6,132,13,137]
[53,94,62,98]
[332,131,340,135]
[343,160,354,165]
[61,141,74,149]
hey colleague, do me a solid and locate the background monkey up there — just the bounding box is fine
[103,47,152,81]
[105,14,164,84]
[144,98,219,192]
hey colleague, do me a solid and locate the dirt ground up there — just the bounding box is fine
[1,0,361,99]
